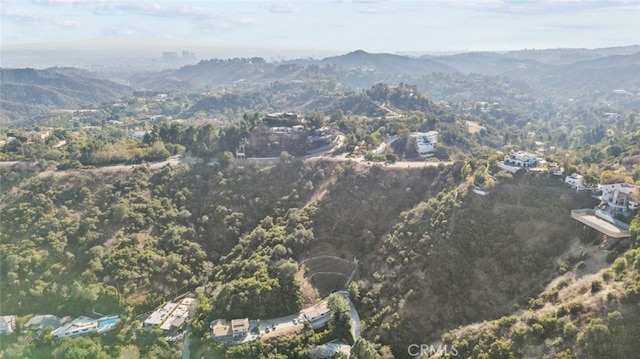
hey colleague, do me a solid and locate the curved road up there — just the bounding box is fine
[2,134,451,177]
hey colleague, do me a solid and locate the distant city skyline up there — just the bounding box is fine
[2,0,639,55]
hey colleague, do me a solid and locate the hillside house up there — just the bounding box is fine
[160,297,194,332]
[548,162,564,176]
[25,314,62,331]
[503,151,539,168]
[0,315,17,335]
[144,297,194,332]
[211,318,250,341]
[301,302,330,329]
[51,315,118,339]
[600,183,638,215]
[130,130,151,140]
[144,303,177,329]
[231,318,250,336]
[565,173,586,190]
[410,131,438,156]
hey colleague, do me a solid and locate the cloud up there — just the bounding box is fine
[238,17,260,25]
[263,2,300,13]
[174,6,222,19]
[56,19,83,28]
[353,2,422,15]
[436,0,640,16]
[90,1,237,23]
[31,0,85,5]
[93,2,168,16]
[1,7,47,21]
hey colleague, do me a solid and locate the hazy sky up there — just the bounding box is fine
[2,0,639,53]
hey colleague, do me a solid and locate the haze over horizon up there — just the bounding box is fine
[2,0,640,58]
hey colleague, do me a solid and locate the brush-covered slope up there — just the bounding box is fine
[440,246,640,358]
[0,68,130,121]
[0,159,631,358]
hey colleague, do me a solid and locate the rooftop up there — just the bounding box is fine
[301,302,330,321]
[211,319,231,338]
[231,318,249,332]
[144,303,177,326]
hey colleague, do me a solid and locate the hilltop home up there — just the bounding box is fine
[410,131,438,156]
[600,183,639,214]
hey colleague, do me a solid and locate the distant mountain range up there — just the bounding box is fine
[0,68,130,122]
[131,45,640,93]
[1,45,639,121]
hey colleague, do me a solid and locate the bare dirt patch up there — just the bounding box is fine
[465,120,486,134]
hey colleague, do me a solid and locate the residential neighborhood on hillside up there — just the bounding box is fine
[2,3,640,356]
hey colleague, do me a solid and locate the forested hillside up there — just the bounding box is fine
[3,152,637,357]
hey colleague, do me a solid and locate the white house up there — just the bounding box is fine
[0,315,17,335]
[410,131,438,156]
[301,302,331,329]
[565,173,586,190]
[144,303,178,329]
[51,315,118,339]
[503,151,539,168]
[144,297,194,332]
[600,183,638,214]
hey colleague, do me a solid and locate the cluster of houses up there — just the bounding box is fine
[0,313,118,339]
[491,148,638,239]
[210,301,332,344]
[210,318,251,341]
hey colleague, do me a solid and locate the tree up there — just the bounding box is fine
[351,338,381,359]
[330,110,344,124]
[328,293,353,343]
[218,151,235,168]
[280,151,292,163]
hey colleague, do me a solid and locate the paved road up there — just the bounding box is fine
[182,326,190,359]
[1,134,450,176]
[349,298,361,340]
